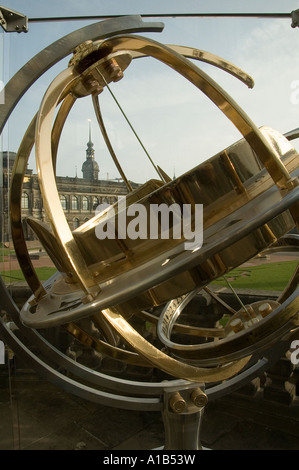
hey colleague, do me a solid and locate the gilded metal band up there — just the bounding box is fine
[100,307,251,382]
[91,43,255,193]
[32,35,299,302]
[4,19,299,393]
[156,288,299,366]
[134,308,225,338]
[51,94,77,172]
[96,34,295,189]
[9,114,47,301]
[20,176,299,328]
[63,322,151,367]
[0,16,164,133]
[1,309,293,406]
[6,17,164,302]
[35,67,100,297]
[10,31,298,307]
[131,44,255,88]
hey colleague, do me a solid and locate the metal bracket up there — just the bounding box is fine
[291,9,299,28]
[0,6,28,33]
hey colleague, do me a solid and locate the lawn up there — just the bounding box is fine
[0,267,57,282]
[0,261,298,292]
[212,260,298,291]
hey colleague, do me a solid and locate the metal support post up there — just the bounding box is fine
[162,383,208,450]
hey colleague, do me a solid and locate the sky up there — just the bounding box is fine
[2,0,299,184]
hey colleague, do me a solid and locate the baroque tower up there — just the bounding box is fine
[81,120,99,180]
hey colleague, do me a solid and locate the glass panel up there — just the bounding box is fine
[0,5,298,451]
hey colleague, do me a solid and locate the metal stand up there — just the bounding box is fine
[162,384,208,450]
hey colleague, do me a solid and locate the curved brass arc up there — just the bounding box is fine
[155,291,299,365]
[51,93,77,173]
[35,66,100,297]
[278,263,299,304]
[91,44,254,196]
[131,44,255,88]
[0,16,164,134]
[134,309,225,338]
[9,72,94,301]
[101,308,250,383]
[9,114,46,301]
[10,95,78,300]
[63,322,151,367]
[99,34,294,190]
[92,95,133,191]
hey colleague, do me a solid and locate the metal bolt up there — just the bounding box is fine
[259,302,272,318]
[191,388,208,408]
[248,306,256,318]
[169,392,187,413]
[242,306,256,320]
[230,318,244,333]
[83,76,103,96]
[285,176,299,190]
[104,58,124,82]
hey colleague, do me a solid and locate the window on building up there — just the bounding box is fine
[82,196,89,211]
[93,197,100,210]
[71,195,79,210]
[73,218,80,229]
[21,192,29,209]
[60,194,67,210]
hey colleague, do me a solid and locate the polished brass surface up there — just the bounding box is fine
[63,322,150,367]
[100,307,252,382]
[131,43,255,88]
[9,114,46,302]
[95,35,297,189]
[3,18,299,394]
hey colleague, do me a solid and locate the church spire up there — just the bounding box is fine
[86,119,95,159]
[82,119,99,180]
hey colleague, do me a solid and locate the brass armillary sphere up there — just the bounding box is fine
[0,16,298,450]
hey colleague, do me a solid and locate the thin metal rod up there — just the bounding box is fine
[92,95,133,191]
[28,13,292,23]
[98,70,165,182]
[222,276,250,315]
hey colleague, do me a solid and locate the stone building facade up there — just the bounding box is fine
[1,137,137,242]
